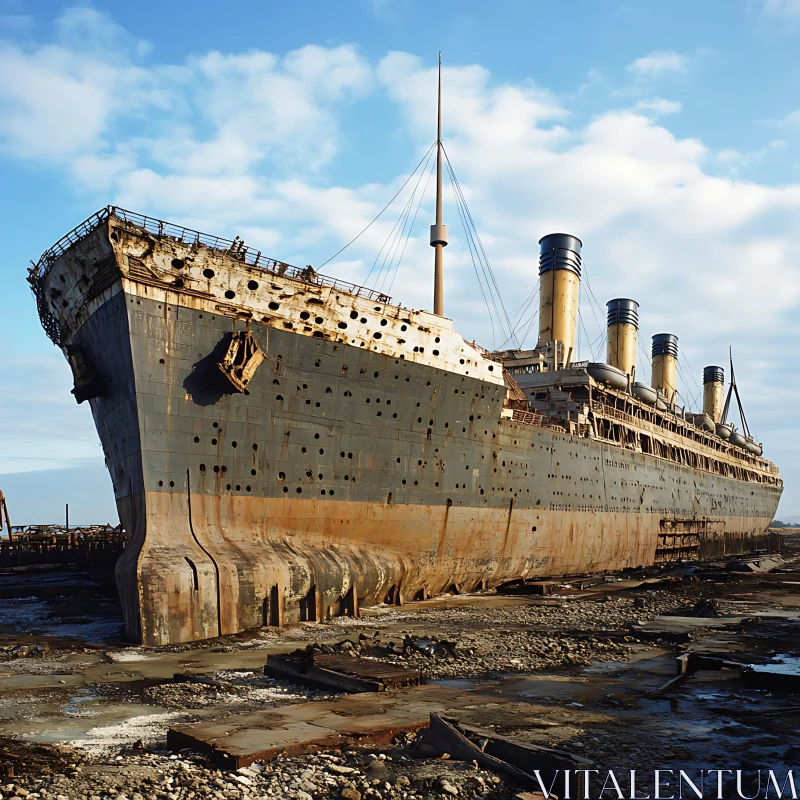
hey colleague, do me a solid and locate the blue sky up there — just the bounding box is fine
[2,0,800,523]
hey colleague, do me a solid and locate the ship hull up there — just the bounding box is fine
[78,288,778,645]
[30,211,781,646]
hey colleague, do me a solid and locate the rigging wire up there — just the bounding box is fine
[387,156,438,295]
[366,146,437,289]
[318,142,437,271]
[442,145,516,349]
[444,154,510,346]
[445,157,499,345]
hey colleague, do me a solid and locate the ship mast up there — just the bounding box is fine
[430,53,448,316]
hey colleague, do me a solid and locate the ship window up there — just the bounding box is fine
[158,480,163,486]
[172,258,185,269]
[283,486,288,493]
[225,290,235,299]
[279,472,285,479]
[211,438,217,445]
[300,311,310,320]
[193,436,200,443]
[315,316,323,324]
[253,443,258,451]
[360,317,367,323]
[401,324,407,331]
[203,268,215,278]
[338,322,347,329]
[247,280,259,291]
[269,301,280,310]
[199,464,206,472]
[246,485,251,492]
[213,466,220,473]
[251,469,256,476]
[169,481,175,487]
[350,310,359,319]
[433,350,439,356]
[296,487,302,493]
[380,319,388,326]
[373,332,382,339]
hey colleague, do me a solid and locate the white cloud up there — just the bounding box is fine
[762,109,800,129]
[3,11,800,510]
[633,97,682,115]
[627,50,689,78]
[762,0,800,16]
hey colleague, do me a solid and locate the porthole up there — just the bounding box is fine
[169,481,175,487]
[269,301,280,311]
[350,310,358,319]
[236,485,241,491]
[435,337,440,343]
[432,350,439,356]
[193,436,200,443]
[213,466,220,473]
[279,472,286,480]
[300,311,310,320]
[203,268,215,278]
[199,464,206,472]
[373,332,382,339]
[158,480,163,486]
[224,290,236,299]
[283,486,289,493]
[338,322,347,329]
[315,316,323,324]
[211,438,218,445]
[360,317,367,323]
[296,487,303,494]
[401,324,407,331]
[247,280,259,291]
[380,319,388,327]
[251,469,257,476]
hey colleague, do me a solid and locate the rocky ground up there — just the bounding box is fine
[0,536,798,799]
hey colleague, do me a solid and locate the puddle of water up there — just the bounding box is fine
[1,596,122,642]
[18,701,174,745]
[432,678,483,690]
[748,655,800,675]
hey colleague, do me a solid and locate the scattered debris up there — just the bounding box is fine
[264,648,423,692]
[419,713,590,787]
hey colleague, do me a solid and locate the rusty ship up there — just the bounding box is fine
[28,74,782,646]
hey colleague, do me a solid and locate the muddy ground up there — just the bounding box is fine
[0,536,798,799]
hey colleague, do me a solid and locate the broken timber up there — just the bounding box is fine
[264,650,423,692]
[420,714,590,788]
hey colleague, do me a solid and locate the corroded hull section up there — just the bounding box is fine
[30,210,783,645]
